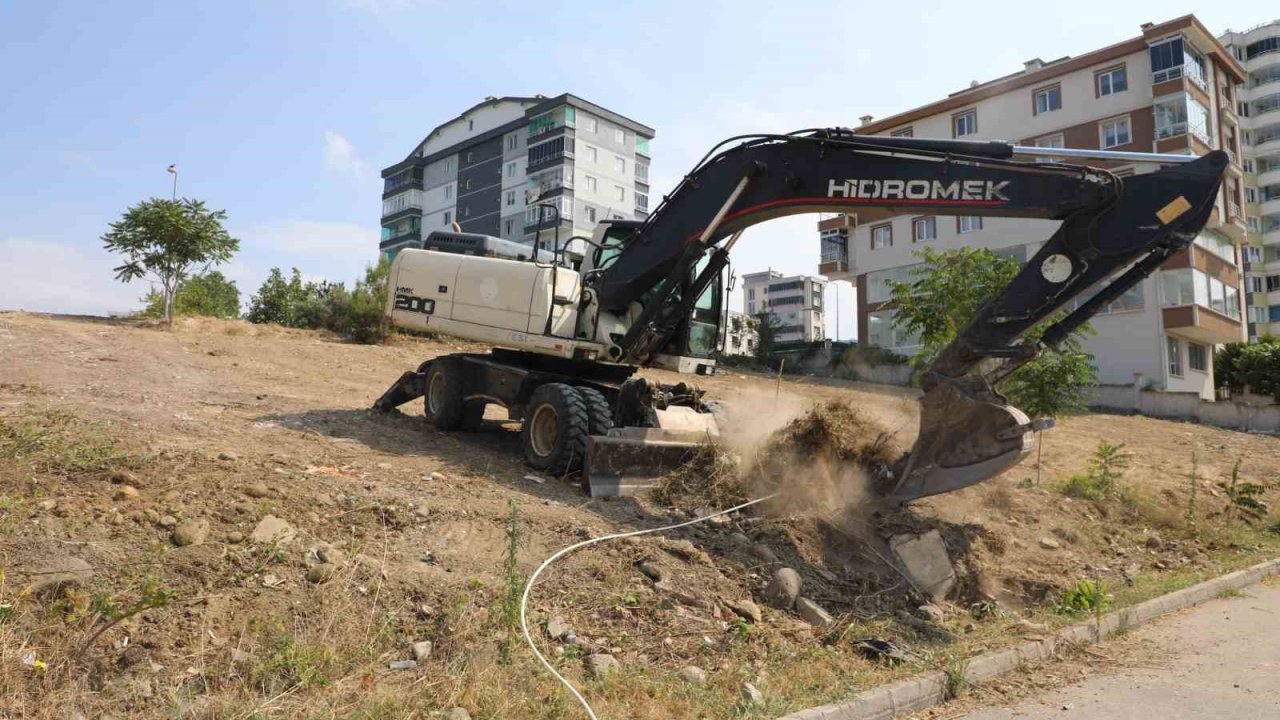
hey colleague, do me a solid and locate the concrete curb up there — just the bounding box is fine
[779,558,1280,720]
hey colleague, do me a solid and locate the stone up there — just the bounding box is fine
[107,510,124,525]
[636,561,662,582]
[728,532,752,548]
[741,682,764,704]
[251,515,296,545]
[158,515,178,529]
[314,493,335,507]
[752,544,779,564]
[171,519,209,547]
[305,564,335,584]
[727,598,762,624]
[443,709,471,720]
[429,472,446,482]
[411,640,433,662]
[1145,535,1163,550]
[795,597,835,627]
[227,531,245,544]
[677,666,707,684]
[388,660,417,670]
[654,581,711,609]
[584,653,619,679]
[243,483,271,499]
[113,486,139,501]
[217,451,239,462]
[317,545,346,566]
[764,567,802,610]
[1039,537,1062,550]
[230,648,252,664]
[1017,619,1049,633]
[889,530,956,602]
[109,470,138,486]
[26,556,94,598]
[143,508,161,523]
[37,499,58,512]
[546,616,572,640]
[918,603,946,623]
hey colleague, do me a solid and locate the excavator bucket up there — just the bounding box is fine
[889,377,1050,503]
[583,406,719,497]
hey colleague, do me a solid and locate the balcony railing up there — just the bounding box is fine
[1230,201,1243,219]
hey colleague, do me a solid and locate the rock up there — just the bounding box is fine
[217,451,239,462]
[305,564,335,584]
[1145,535,1163,550]
[889,530,956,602]
[918,604,946,623]
[654,581,712,609]
[1017,619,1048,633]
[636,561,662,582]
[584,653,619,679]
[727,598,762,624]
[443,709,471,720]
[158,515,178,529]
[728,532,752,548]
[113,486,140,501]
[429,472,446,482]
[964,623,976,633]
[230,648,253,664]
[795,597,835,628]
[752,544,779,564]
[243,483,271,499]
[251,515,296,545]
[316,545,346,566]
[227,531,245,544]
[388,660,417,670]
[26,556,94,598]
[1039,537,1062,550]
[546,616,572,640]
[741,682,764,704]
[314,493,335,507]
[107,510,124,525]
[677,666,707,684]
[143,508,161,523]
[411,640,433,662]
[975,571,1001,601]
[109,470,138,486]
[171,519,209,547]
[764,567,802,610]
[37,499,58,512]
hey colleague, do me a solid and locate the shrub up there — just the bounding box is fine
[1056,579,1106,615]
[1060,442,1128,500]
[1215,336,1280,400]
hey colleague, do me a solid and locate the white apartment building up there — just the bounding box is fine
[1220,22,1280,339]
[742,270,827,344]
[723,310,759,356]
[379,94,654,260]
[817,15,1249,400]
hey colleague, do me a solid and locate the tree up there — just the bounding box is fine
[889,247,1097,483]
[1215,336,1280,400]
[752,312,780,365]
[142,271,240,319]
[342,258,390,344]
[102,198,239,325]
[246,268,308,326]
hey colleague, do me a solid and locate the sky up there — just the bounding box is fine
[0,0,1266,340]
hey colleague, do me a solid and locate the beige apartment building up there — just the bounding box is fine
[1220,21,1280,339]
[818,15,1249,400]
[742,270,828,344]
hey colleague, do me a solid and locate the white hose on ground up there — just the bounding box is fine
[519,492,781,720]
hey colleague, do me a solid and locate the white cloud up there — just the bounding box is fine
[0,238,145,315]
[323,130,370,180]
[230,219,381,290]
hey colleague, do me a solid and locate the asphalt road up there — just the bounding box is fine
[957,582,1280,720]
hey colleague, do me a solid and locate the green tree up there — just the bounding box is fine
[889,247,1097,482]
[142,271,240,319]
[102,198,239,325]
[1215,336,1280,400]
[246,268,309,326]
[341,258,390,344]
[752,312,780,365]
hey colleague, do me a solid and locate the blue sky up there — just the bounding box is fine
[0,0,1261,339]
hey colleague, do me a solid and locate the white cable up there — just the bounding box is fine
[519,492,780,720]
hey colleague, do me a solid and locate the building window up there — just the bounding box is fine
[747,288,755,300]
[586,175,597,192]
[1247,187,1258,203]
[506,190,515,207]
[444,184,453,200]
[1033,133,1064,163]
[1189,342,1207,372]
[1249,306,1267,324]
[635,162,648,182]
[957,216,982,234]
[443,211,451,226]
[1248,275,1264,293]
[614,156,626,174]
[890,127,914,137]
[464,178,471,191]
[585,206,597,223]
[585,117,598,133]
[1033,85,1062,114]
[871,223,892,249]
[1154,97,1188,139]
[1245,246,1263,264]
[1268,275,1280,293]
[506,134,518,151]
[504,219,513,236]
[635,191,648,212]
[1100,117,1131,148]
[615,128,625,144]
[466,151,473,163]
[615,185,625,202]
[1273,305,1280,323]
[586,146,597,163]
[1167,336,1183,376]
[1150,35,1187,83]
[1097,65,1128,96]
[506,162,516,177]
[468,119,474,131]
[444,158,454,174]
[1187,98,1212,144]
[912,216,936,242]
[953,110,977,137]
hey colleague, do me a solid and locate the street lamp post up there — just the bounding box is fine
[167,164,178,200]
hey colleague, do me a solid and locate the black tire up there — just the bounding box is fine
[424,358,466,430]
[461,400,486,431]
[521,383,590,474]
[577,387,615,436]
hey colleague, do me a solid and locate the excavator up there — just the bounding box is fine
[374,130,1228,502]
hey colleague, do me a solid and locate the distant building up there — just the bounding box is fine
[741,270,827,344]
[379,94,655,261]
[723,310,758,356]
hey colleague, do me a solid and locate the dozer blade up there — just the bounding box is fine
[583,407,719,497]
[889,376,1050,503]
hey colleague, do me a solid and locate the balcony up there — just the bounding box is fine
[818,260,850,276]
[1163,305,1243,344]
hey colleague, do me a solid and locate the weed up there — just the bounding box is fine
[0,408,134,476]
[942,657,969,700]
[1220,460,1268,525]
[1215,588,1245,599]
[1268,520,1280,536]
[1186,451,1199,533]
[1056,579,1107,616]
[252,630,336,694]
[77,577,175,659]
[500,499,524,665]
[968,599,1001,620]
[1060,442,1128,500]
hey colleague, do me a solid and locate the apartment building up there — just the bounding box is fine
[379,94,654,260]
[1220,22,1280,339]
[723,310,759,356]
[817,15,1249,400]
[742,270,828,344]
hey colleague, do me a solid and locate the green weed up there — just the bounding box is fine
[1060,442,1128,500]
[1056,579,1107,616]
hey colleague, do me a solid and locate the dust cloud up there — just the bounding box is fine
[712,386,810,468]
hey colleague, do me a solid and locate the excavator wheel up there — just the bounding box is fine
[522,383,590,475]
[577,387,615,436]
[424,358,467,430]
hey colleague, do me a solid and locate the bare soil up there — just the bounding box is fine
[1,312,1277,720]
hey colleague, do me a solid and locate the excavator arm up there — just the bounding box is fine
[589,129,1228,501]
